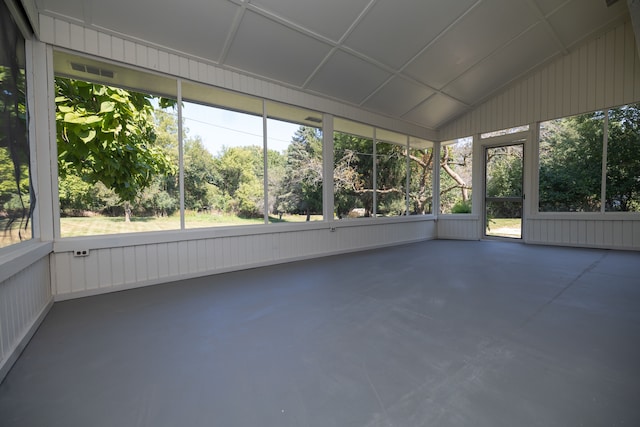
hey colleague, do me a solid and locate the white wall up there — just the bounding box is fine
[436,216,482,240]
[51,220,435,300]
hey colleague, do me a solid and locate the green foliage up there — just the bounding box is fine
[605,104,640,211]
[55,77,177,204]
[377,142,407,216]
[211,145,264,217]
[451,200,472,214]
[58,174,95,212]
[539,112,604,212]
[275,127,323,217]
[1,23,33,246]
[333,132,374,217]
[0,146,29,207]
[439,142,472,214]
[408,147,435,214]
[184,137,217,210]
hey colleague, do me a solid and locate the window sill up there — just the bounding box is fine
[0,240,53,283]
[53,215,436,252]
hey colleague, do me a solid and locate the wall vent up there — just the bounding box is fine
[70,62,115,78]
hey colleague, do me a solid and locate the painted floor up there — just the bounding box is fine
[1,240,639,426]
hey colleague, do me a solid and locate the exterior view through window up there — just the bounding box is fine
[440,137,472,214]
[539,104,640,213]
[53,52,444,238]
[1,4,32,249]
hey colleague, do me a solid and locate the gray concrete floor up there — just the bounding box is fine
[1,240,639,426]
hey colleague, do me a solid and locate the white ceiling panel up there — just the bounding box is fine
[91,0,239,61]
[403,93,468,129]
[37,0,632,131]
[344,0,476,69]
[445,23,559,104]
[404,0,538,90]
[225,10,333,86]
[248,0,370,42]
[546,0,628,48]
[362,77,435,118]
[306,50,391,104]
[533,0,567,16]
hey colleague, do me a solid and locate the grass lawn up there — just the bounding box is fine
[486,217,522,238]
[59,213,324,237]
[0,218,33,248]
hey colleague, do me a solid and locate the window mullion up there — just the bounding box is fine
[600,112,608,213]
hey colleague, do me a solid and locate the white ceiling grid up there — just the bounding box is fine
[35,0,631,131]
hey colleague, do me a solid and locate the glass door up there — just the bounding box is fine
[484,143,524,239]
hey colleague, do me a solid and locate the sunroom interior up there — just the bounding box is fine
[1,0,640,425]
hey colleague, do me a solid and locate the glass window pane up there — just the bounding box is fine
[1,4,32,248]
[182,97,265,228]
[334,120,374,219]
[55,75,180,237]
[376,140,406,216]
[408,137,434,215]
[440,137,472,214]
[267,115,323,223]
[539,113,604,212]
[606,103,640,212]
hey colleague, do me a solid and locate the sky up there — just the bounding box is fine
[181,101,302,155]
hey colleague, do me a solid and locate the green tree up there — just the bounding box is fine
[605,104,640,211]
[334,133,374,217]
[184,137,217,211]
[539,113,604,211]
[407,147,434,215]
[440,142,472,213]
[0,28,32,244]
[212,145,264,217]
[376,142,407,216]
[55,77,176,221]
[276,126,323,219]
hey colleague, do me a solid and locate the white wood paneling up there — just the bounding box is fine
[436,216,481,240]
[0,255,52,382]
[51,220,436,300]
[527,218,640,250]
[439,20,640,140]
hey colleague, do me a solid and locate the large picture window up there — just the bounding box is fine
[181,81,265,228]
[55,76,179,236]
[54,51,437,238]
[0,4,32,248]
[267,102,323,223]
[538,104,639,213]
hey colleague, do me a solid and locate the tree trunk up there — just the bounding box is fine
[124,202,132,223]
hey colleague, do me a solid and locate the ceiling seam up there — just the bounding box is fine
[438,19,549,102]
[300,0,379,89]
[395,0,483,78]
[525,0,569,54]
[358,0,484,115]
[217,3,248,64]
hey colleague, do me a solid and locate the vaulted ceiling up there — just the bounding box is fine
[35,0,631,131]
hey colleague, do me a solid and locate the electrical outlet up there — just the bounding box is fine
[329,227,336,232]
[73,249,90,257]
